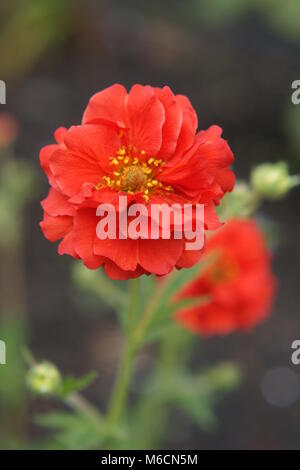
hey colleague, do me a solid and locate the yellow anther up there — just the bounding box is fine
[100,146,172,198]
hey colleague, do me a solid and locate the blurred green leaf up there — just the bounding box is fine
[0,319,27,406]
[140,255,216,343]
[35,411,103,450]
[0,0,74,81]
[59,371,98,398]
[191,0,249,27]
[257,0,300,43]
[156,362,242,432]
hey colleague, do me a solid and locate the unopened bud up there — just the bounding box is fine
[27,361,62,395]
[251,162,300,200]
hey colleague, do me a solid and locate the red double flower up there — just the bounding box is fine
[176,219,277,335]
[40,84,234,279]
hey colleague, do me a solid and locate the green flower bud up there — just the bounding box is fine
[27,361,62,395]
[251,162,300,200]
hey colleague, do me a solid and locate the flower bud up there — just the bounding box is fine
[251,162,300,200]
[27,361,62,395]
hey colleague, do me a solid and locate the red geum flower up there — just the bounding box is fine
[176,219,277,335]
[40,84,235,280]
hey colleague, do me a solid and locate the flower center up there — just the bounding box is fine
[209,256,239,283]
[98,146,173,202]
[120,165,147,192]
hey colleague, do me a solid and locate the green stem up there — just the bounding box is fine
[106,279,140,434]
[127,277,140,335]
[66,392,104,430]
[106,342,136,434]
[133,328,194,449]
[105,274,182,444]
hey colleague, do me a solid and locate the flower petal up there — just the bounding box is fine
[154,86,183,160]
[82,84,128,127]
[40,213,72,242]
[126,84,165,156]
[50,124,120,197]
[104,260,146,280]
[41,187,74,217]
[94,237,139,272]
[138,238,183,275]
[73,208,104,269]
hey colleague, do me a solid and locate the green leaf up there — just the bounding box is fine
[35,411,103,450]
[141,256,216,344]
[59,371,98,398]
[174,363,242,430]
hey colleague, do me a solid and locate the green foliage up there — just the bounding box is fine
[59,372,98,398]
[257,0,300,43]
[0,319,26,407]
[0,156,37,247]
[0,0,74,81]
[191,0,249,27]
[35,411,104,450]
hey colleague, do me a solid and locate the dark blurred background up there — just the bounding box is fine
[1,0,300,449]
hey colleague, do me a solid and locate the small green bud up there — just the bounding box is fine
[27,361,62,395]
[251,162,300,200]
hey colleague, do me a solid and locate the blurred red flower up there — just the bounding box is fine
[0,113,18,149]
[40,84,234,279]
[176,219,277,335]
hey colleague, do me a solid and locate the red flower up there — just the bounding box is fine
[176,219,277,335]
[40,84,234,279]
[0,113,18,149]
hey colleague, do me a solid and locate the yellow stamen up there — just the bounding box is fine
[98,146,173,203]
